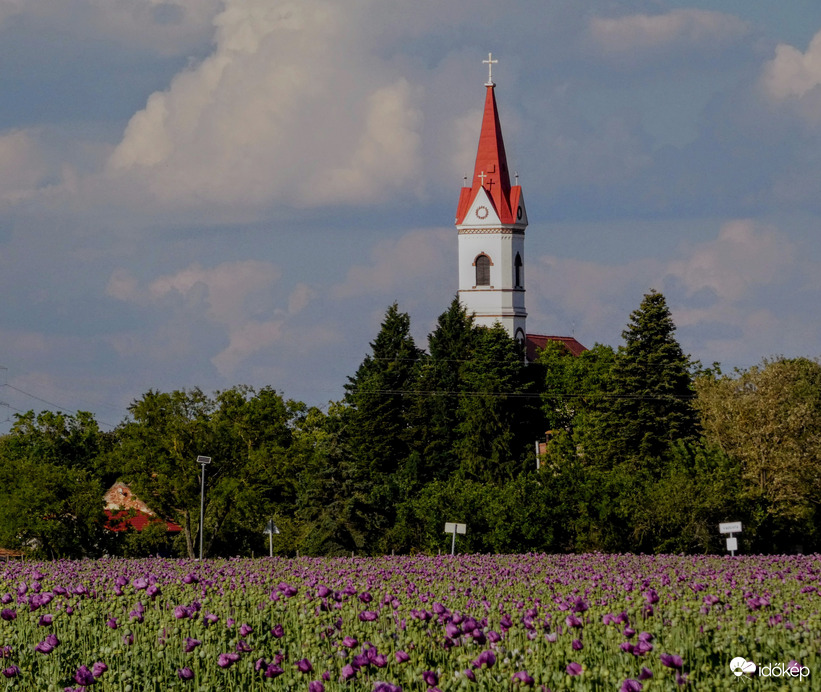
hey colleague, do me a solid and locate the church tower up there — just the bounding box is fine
[455,54,528,345]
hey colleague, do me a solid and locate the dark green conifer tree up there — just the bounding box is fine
[606,289,699,466]
[338,303,422,552]
[405,297,477,486]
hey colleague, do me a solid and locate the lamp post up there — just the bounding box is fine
[196,456,211,560]
[263,519,280,557]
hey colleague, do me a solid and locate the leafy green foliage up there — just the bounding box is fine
[0,411,110,558]
[0,293,816,557]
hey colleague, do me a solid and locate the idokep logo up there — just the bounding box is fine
[730,657,756,677]
[730,656,811,683]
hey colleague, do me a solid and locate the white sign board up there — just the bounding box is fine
[726,536,738,552]
[444,522,466,534]
[719,522,742,534]
[263,521,280,535]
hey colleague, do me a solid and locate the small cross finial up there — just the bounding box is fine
[515,171,519,185]
[483,52,497,86]
[478,171,487,186]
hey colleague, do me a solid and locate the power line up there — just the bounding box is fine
[0,383,119,430]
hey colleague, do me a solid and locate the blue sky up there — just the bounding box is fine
[2,0,821,431]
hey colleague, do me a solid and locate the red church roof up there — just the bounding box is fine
[526,334,588,362]
[455,83,522,225]
[104,510,182,533]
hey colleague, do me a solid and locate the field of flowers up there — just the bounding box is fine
[0,553,818,691]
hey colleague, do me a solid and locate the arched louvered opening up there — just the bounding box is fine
[514,252,523,288]
[475,254,491,286]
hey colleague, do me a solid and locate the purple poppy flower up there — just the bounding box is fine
[1,609,16,621]
[74,665,95,686]
[239,623,253,636]
[463,669,476,682]
[236,640,252,653]
[566,662,583,676]
[512,670,534,686]
[174,606,187,619]
[359,610,378,622]
[341,664,357,681]
[2,665,20,678]
[183,637,201,653]
[217,653,240,669]
[35,640,54,654]
[132,578,148,590]
[638,667,653,680]
[106,618,117,629]
[623,626,636,638]
[373,683,402,692]
[264,665,284,678]
[146,584,160,599]
[565,614,583,628]
[204,613,219,625]
[472,650,496,669]
[395,650,410,664]
[0,646,12,659]
[177,667,194,681]
[122,633,134,646]
[422,671,438,686]
[271,623,284,637]
[620,642,635,654]
[621,680,642,692]
[92,662,107,678]
[308,682,325,692]
[661,654,683,669]
[572,638,583,651]
[633,640,653,656]
[342,636,358,648]
[487,630,501,643]
[296,658,313,673]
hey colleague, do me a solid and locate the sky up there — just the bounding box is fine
[2,0,821,432]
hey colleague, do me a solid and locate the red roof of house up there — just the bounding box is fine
[455,84,522,225]
[526,334,588,362]
[104,510,182,533]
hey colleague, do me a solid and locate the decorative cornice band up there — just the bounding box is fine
[457,227,525,235]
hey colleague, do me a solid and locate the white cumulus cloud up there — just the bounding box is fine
[587,8,749,63]
[761,30,821,101]
[107,0,424,211]
[667,220,794,303]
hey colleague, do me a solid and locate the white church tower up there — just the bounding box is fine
[455,54,528,345]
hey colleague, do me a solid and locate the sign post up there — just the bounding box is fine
[444,522,466,555]
[719,521,742,557]
[263,520,280,557]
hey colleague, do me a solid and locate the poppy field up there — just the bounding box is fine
[0,553,818,691]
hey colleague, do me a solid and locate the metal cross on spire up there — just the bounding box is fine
[483,52,497,86]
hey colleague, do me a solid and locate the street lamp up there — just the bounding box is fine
[196,456,211,560]
[263,519,280,557]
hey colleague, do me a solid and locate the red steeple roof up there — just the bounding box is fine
[456,84,522,225]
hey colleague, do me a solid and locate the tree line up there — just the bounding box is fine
[1,291,819,559]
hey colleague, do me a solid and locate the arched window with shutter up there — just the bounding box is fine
[475,254,491,286]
